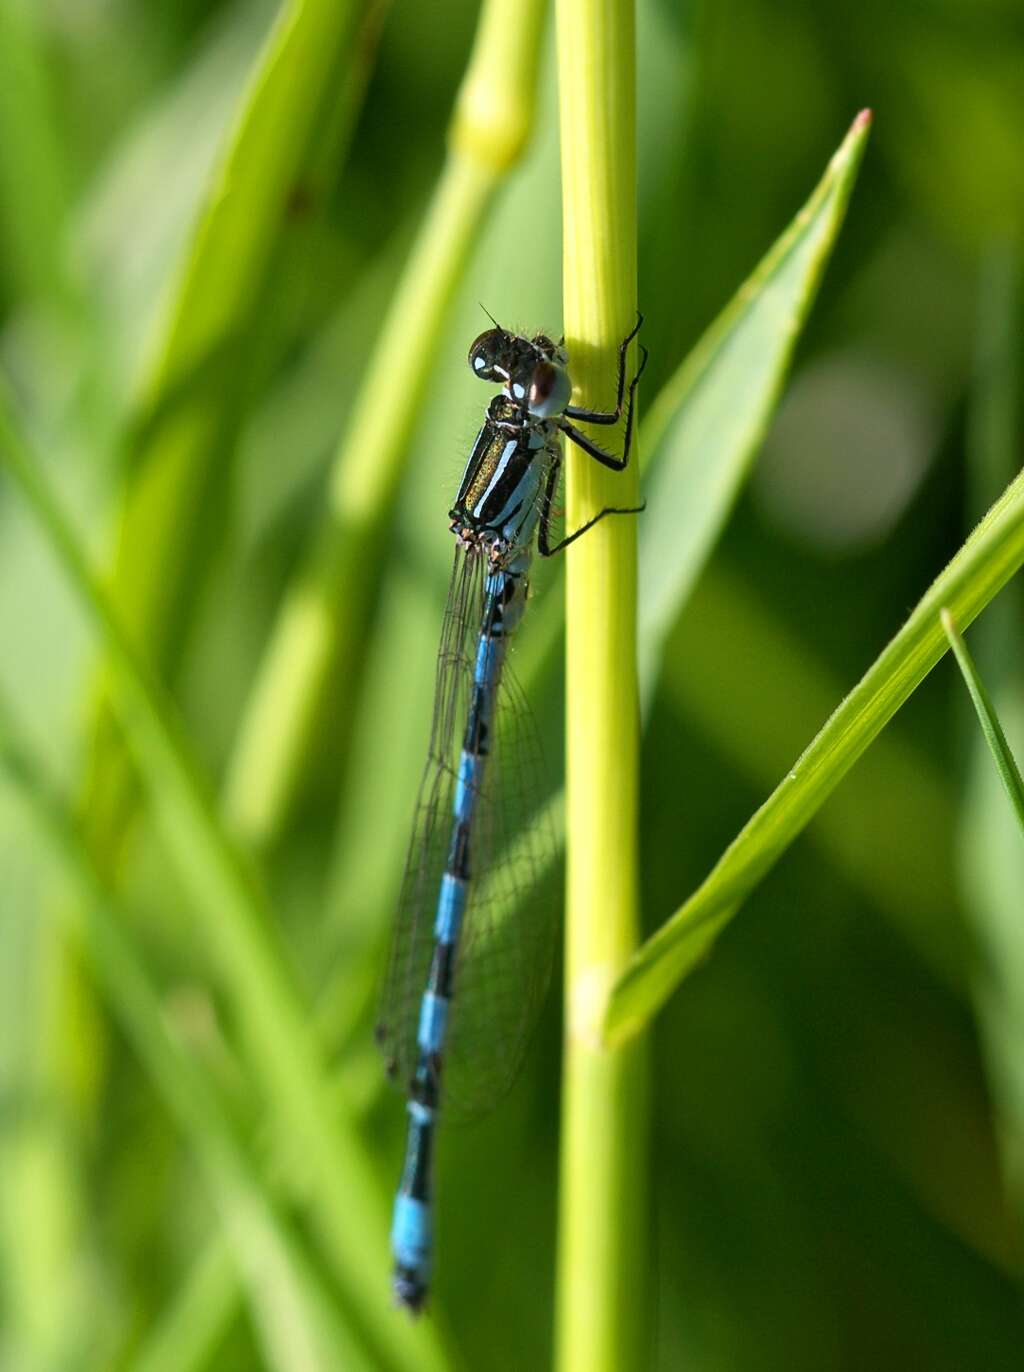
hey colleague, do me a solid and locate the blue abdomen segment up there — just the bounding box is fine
[392,1194,432,1274]
[417,991,449,1055]
[391,1100,435,1312]
[434,873,467,942]
[389,564,529,1312]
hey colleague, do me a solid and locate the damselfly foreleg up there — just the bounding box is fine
[560,313,649,471]
[536,451,646,558]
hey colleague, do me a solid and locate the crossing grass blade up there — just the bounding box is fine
[638,109,872,696]
[956,247,1024,1226]
[942,608,1024,832]
[0,719,371,1372]
[604,463,1024,1046]
[0,386,452,1372]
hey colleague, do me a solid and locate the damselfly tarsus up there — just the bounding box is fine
[376,315,647,1313]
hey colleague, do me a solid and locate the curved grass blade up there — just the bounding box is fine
[638,109,872,697]
[666,568,963,987]
[0,385,451,1372]
[942,608,1024,832]
[84,0,386,862]
[0,719,371,1372]
[605,464,1024,1046]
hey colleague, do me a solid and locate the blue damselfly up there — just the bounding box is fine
[376,315,647,1312]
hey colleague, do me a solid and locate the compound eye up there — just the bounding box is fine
[468,328,506,382]
[528,360,570,418]
[529,361,557,406]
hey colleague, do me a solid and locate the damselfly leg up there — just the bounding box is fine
[559,311,649,469]
[540,314,648,555]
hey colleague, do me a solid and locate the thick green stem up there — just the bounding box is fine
[554,2,648,1368]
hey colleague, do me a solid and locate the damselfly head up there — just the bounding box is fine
[469,328,571,417]
[468,327,520,383]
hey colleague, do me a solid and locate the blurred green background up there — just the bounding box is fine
[1,0,1023,1368]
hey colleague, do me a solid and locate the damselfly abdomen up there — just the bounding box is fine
[376,316,647,1313]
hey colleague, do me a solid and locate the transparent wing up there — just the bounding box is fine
[441,635,557,1117]
[376,545,557,1120]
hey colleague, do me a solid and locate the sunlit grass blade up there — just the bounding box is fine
[942,608,1024,832]
[638,109,872,695]
[0,0,72,310]
[666,567,963,986]
[83,0,385,863]
[0,386,450,1371]
[604,463,1024,1046]
[130,1240,237,1372]
[0,719,371,1372]
[224,0,548,844]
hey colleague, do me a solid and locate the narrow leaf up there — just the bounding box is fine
[84,0,385,864]
[0,720,370,1372]
[605,465,1024,1045]
[0,387,450,1372]
[942,610,1024,831]
[639,110,872,694]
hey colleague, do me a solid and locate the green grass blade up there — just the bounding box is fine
[942,608,1024,832]
[0,721,371,1372]
[84,0,384,862]
[130,1239,237,1372]
[666,567,964,986]
[605,463,1024,1045]
[638,110,872,693]
[957,247,1024,1227]
[0,386,450,1372]
[0,0,72,309]
[115,0,377,650]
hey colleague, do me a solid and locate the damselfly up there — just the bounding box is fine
[376,315,647,1312]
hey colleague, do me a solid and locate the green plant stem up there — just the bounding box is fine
[554,2,647,1368]
[224,0,548,844]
